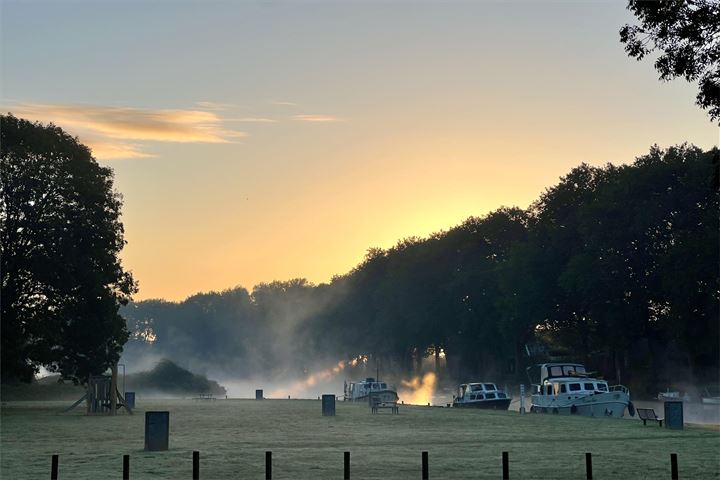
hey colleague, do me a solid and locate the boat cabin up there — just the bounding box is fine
[347,378,390,397]
[457,383,509,402]
[534,379,609,396]
[532,363,612,396]
[539,363,587,383]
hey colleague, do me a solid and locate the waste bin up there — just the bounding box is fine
[664,401,684,430]
[145,411,170,451]
[322,394,336,416]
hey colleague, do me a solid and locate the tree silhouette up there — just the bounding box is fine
[620,0,720,122]
[1,115,137,383]
[123,145,719,389]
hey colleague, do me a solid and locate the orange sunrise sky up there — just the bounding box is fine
[2,1,718,300]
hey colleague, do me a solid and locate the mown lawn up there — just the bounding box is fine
[1,399,718,479]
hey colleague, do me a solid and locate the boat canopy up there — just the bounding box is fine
[537,363,587,383]
[469,383,497,392]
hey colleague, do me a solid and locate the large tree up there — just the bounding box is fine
[0,115,137,383]
[620,0,720,122]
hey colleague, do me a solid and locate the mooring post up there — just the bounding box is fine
[193,451,199,480]
[671,453,678,480]
[585,452,592,479]
[123,454,129,480]
[421,451,428,479]
[265,451,272,480]
[51,454,58,480]
[519,384,525,414]
[502,451,509,480]
[344,451,350,480]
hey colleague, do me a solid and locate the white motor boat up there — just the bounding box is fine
[701,386,720,405]
[452,383,512,410]
[344,377,398,404]
[529,363,632,418]
[657,389,692,402]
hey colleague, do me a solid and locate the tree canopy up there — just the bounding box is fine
[0,115,137,383]
[123,144,719,393]
[620,0,720,122]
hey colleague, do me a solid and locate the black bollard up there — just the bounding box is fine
[123,455,130,480]
[51,454,58,480]
[344,451,350,480]
[421,451,428,480]
[671,453,678,480]
[502,452,509,480]
[193,451,199,480]
[265,451,272,480]
[585,453,592,480]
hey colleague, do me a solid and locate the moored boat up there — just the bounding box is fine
[452,383,511,410]
[657,389,692,402]
[529,362,632,418]
[701,386,720,405]
[344,377,399,404]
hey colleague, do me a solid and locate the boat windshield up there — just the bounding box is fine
[483,384,496,391]
[470,385,484,392]
[548,365,586,377]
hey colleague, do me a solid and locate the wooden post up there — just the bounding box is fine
[671,453,678,480]
[585,453,592,479]
[110,364,118,415]
[123,455,129,480]
[421,451,428,480]
[193,451,199,480]
[51,454,58,480]
[344,452,350,480]
[502,452,509,480]
[265,451,272,480]
[86,376,91,415]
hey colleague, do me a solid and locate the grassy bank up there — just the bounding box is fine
[1,399,719,479]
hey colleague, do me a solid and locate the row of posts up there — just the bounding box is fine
[50,451,682,479]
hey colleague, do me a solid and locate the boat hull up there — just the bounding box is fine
[453,398,511,410]
[348,390,399,404]
[531,392,630,418]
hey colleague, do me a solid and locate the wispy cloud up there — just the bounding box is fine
[4,102,246,159]
[195,101,234,111]
[269,100,297,106]
[84,140,156,160]
[293,114,341,123]
[226,117,278,123]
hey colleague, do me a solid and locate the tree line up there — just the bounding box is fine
[123,144,719,394]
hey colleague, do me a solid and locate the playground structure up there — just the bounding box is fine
[65,364,133,415]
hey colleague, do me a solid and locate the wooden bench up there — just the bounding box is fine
[371,401,399,414]
[637,407,663,426]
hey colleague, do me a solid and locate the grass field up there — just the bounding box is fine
[2,399,719,479]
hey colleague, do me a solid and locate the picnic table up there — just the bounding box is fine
[193,393,216,401]
[371,399,399,414]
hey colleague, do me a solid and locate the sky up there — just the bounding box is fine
[2,1,718,301]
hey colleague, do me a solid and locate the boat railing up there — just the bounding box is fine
[610,384,629,395]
